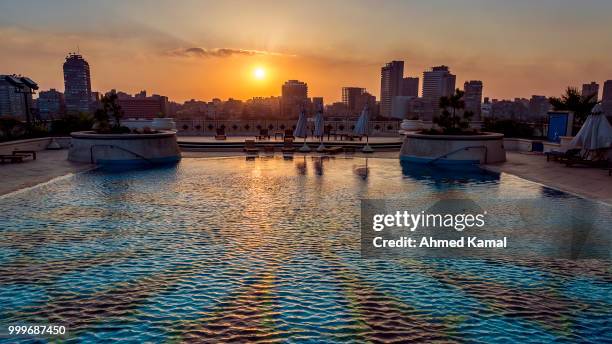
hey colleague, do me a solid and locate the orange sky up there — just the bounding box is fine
[2,1,611,103]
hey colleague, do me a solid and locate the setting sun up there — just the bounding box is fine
[253,67,266,80]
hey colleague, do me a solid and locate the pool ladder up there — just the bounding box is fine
[90,144,154,165]
[427,145,488,165]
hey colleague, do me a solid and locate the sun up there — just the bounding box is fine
[253,67,266,79]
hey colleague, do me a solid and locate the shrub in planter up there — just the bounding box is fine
[195,125,202,130]
[431,89,475,135]
[207,124,214,130]
[244,124,250,130]
[182,124,189,130]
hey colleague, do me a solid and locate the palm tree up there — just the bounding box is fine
[549,87,597,125]
[434,89,473,134]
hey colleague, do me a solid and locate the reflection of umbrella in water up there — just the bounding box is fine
[313,156,324,175]
[354,157,369,179]
[295,155,307,175]
[294,108,311,152]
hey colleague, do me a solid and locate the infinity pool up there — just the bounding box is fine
[0,157,610,343]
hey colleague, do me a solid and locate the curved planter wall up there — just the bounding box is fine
[400,132,506,165]
[68,131,181,167]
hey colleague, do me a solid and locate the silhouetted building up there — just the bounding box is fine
[312,97,324,112]
[401,77,419,97]
[63,53,92,113]
[0,75,36,119]
[355,92,377,117]
[281,80,308,118]
[490,98,529,120]
[37,89,65,119]
[528,95,550,119]
[342,87,365,115]
[581,82,599,100]
[112,90,168,119]
[463,80,483,120]
[380,61,404,118]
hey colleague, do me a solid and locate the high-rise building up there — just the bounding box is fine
[401,77,419,97]
[37,89,65,119]
[281,80,308,118]
[0,75,36,119]
[312,97,324,112]
[581,82,599,100]
[63,53,92,114]
[463,80,483,120]
[380,61,404,118]
[422,66,456,118]
[603,80,612,116]
[342,87,365,114]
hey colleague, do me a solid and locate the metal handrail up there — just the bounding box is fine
[90,144,154,165]
[427,145,488,165]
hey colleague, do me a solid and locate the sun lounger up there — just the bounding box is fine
[283,129,294,141]
[281,138,296,153]
[0,155,25,163]
[13,150,37,160]
[545,148,580,162]
[564,157,609,168]
[257,129,270,140]
[243,140,259,154]
[215,128,226,140]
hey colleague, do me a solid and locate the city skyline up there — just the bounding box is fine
[2,0,612,103]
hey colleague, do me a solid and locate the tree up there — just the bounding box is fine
[94,92,125,133]
[433,89,473,134]
[549,87,597,125]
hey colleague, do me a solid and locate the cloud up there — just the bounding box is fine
[167,47,293,58]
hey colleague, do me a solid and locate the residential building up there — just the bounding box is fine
[63,53,92,114]
[581,82,599,100]
[401,77,419,97]
[37,89,65,119]
[354,92,377,117]
[312,97,324,112]
[380,61,404,118]
[603,80,612,116]
[463,80,483,120]
[528,95,550,119]
[342,87,365,115]
[112,90,169,119]
[0,75,36,119]
[422,65,456,119]
[281,80,308,118]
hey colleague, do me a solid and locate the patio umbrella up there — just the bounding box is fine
[354,105,373,152]
[293,108,311,152]
[314,110,326,152]
[569,104,612,150]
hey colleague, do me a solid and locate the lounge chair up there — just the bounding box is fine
[243,140,259,154]
[564,155,609,168]
[13,150,37,160]
[0,155,25,163]
[545,148,580,162]
[281,138,296,153]
[284,129,295,141]
[257,129,271,140]
[215,128,226,140]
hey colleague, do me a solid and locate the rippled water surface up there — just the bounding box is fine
[0,157,610,343]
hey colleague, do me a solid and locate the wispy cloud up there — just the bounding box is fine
[167,47,294,58]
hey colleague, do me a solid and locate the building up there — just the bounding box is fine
[342,87,365,115]
[63,53,92,114]
[37,89,65,119]
[581,82,599,100]
[113,90,169,119]
[0,75,37,119]
[281,80,308,118]
[528,95,550,119]
[401,77,419,97]
[422,65,456,119]
[490,98,529,121]
[312,97,324,112]
[380,61,404,118]
[463,80,483,120]
[354,92,377,117]
[244,96,281,119]
[602,80,612,116]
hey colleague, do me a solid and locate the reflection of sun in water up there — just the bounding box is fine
[253,67,265,79]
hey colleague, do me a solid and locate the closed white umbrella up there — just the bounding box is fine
[354,105,373,152]
[293,108,311,152]
[570,104,612,150]
[314,110,326,152]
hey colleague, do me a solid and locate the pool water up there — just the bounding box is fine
[0,157,610,343]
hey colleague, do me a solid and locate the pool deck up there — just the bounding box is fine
[1,149,610,204]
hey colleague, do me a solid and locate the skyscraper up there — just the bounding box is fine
[380,61,404,118]
[463,80,483,120]
[342,87,365,115]
[63,53,92,114]
[401,77,419,97]
[422,66,456,105]
[581,82,599,100]
[281,80,308,118]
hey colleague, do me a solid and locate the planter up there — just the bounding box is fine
[122,119,153,131]
[68,130,181,168]
[400,119,422,131]
[400,132,506,165]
